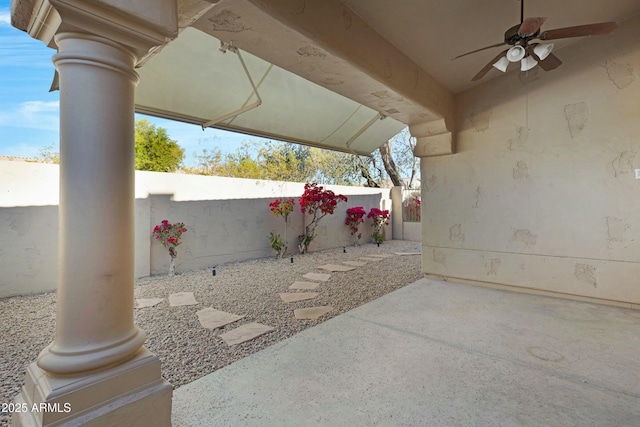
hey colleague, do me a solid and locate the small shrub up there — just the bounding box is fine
[345,206,367,246]
[367,208,390,245]
[298,183,347,254]
[152,220,187,276]
[268,198,295,258]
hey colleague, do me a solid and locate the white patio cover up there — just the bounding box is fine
[135,27,405,155]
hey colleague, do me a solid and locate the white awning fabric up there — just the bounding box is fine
[135,27,405,155]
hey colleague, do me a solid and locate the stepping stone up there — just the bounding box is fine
[294,306,333,320]
[395,252,421,256]
[367,253,394,258]
[219,322,274,347]
[169,292,198,307]
[135,298,164,309]
[196,308,244,330]
[303,272,331,282]
[289,281,320,290]
[317,264,356,272]
[279,292,319,303]
[342,261,367,267]
[359,257,383,262]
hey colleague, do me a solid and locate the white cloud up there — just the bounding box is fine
[0,9,10,26]
[0,100,60,131]
[20,100,59,114]
[0,23,56,69]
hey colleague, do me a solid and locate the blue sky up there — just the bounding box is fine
[0,1,262,166]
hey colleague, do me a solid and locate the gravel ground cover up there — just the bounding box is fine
[0,241,421,426]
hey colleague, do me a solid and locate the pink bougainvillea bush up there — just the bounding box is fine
[268,198,295,258]
[367,208,390,245]
[345,206,367,246]
[298,183,347,254]
[269,198,295,220]
[152,219,187,276]
[405,196,421,221]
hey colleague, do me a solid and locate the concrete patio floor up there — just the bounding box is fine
[172,278,640,426]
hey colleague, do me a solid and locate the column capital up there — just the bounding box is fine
[410,118,455,158]
[14,0,178,60]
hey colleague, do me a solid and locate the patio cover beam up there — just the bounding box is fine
[244,0,455,128]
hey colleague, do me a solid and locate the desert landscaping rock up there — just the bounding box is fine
[279,293,319,303]
[317,264,357,272]
[342,261,368,267]
[302,272,331,282]
[359,257,384,262]
[169,292,198,307]
[196,308,244,330]
[288,281,320,290]
[395,252,421,256]
[135,298,164,308]
[0,240,422,425]
[219,322,275,347]
[368,253,395,258]
[294,306,333,320]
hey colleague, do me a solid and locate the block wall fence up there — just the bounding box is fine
[0,161,412,298]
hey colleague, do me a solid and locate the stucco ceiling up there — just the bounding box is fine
[137,0,640,151]
[166,0,640,118]
[341,0,640,93]
[11,0,640,154]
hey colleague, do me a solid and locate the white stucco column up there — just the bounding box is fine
[390,186,404,240]
[35,32,143,374]
[13,30,172,427]
[410,118,455,276]
[11,0,178,424]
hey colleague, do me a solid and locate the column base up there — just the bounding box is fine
[13,348,172,427]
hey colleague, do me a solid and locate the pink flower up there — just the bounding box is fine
[153,221,187,251]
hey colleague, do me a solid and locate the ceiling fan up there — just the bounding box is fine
[453,0,618,81]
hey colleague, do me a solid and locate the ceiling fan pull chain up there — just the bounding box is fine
[525,71,529,130]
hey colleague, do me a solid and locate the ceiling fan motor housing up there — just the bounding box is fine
[504,23,538,45]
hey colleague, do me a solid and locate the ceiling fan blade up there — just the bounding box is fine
[539,22,617,40]
[529,47,563,71]
[452,42,507,60]
[519,17,547,37]
[539,52,562,71]
[471,49,509,81]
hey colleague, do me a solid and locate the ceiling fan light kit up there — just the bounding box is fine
[492,56,510,72]
[533,43,554,60]
[458,0,617,81]
[506,45,526,62]
[520,55,538,71]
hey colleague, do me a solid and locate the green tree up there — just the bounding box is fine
[355,127,418,188]
[37,145,60,164]
[257,142,314,182]
[220,142,262,178]
[185,147,224,176]
[134,119,185,172]
[183,129,417,188]
[308,148,363,186]
[379,127,418,188]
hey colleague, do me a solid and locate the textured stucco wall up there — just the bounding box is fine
[421,15,640,306]
[0,161,392,297]
[402,222,421,242]
[147,193,385,275]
